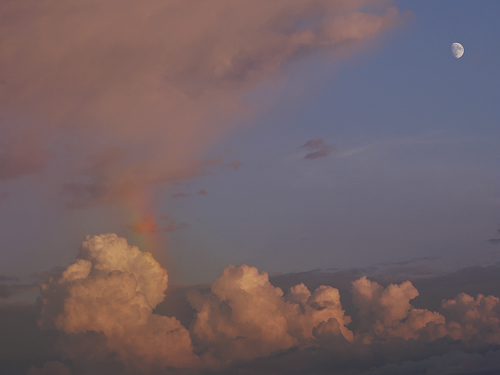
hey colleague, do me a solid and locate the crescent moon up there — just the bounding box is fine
[451,42,464,58]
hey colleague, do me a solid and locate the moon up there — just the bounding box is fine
[451,42,464,58]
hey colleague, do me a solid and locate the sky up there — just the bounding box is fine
[1,1,500,374]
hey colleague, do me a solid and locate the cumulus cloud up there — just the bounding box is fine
[37,235,354,371]
[440,293,500,344]
[32,233,500,374]
[188,265,352,362]
[38,234,196,370]
[0,0,404,206]
[351,276,500,346]
[352,276,447,342]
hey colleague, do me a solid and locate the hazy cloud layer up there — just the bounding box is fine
[0,0,404,206]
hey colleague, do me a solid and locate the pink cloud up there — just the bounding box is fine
[126,215,160,234]
[127,215,188,233]
[0,140,50,180]
[0,0,404,207]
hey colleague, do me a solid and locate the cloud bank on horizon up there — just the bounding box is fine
[0,0,405,207]
[23,234,500,374]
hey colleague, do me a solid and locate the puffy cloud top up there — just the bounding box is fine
[38,234,194,369]
[35,233,500,374]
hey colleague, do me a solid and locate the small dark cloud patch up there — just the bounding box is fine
[198,189,208,195]
[301,139,334,159]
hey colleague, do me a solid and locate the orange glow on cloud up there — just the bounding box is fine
[37,234,500,373]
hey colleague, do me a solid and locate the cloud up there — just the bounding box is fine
[302,139,334,159]
[28,361,72,375]
[127,215,188,233]
[163,221,188,232]
[126,215,160,233]
[198,189,208,195]
[0,275,37,299]
[38,234,196,370]
[228,160,242,170]
[0,276,19,282]
[440,293,500,344]
[0,140,50,181]
[0,0,404,206]
[5,241,500,374]
[352,276,448,342]
[172,192,191,198]
[486,229,500,244]
[365,349,500,375]
[188,264,352,362]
